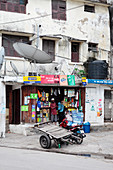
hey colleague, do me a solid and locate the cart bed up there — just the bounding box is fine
[35,123,72,139]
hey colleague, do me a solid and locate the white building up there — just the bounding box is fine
[0,0,112,136]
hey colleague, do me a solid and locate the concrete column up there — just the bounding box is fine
[0,80,6,137]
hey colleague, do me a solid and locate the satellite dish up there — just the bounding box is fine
[13,42,52,63]
[10,61,19,75]
[0,47,5,70]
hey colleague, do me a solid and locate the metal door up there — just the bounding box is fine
[104,90,113,122]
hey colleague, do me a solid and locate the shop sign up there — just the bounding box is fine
[41,75,59,84]
[88,79,113,85]
[82,77,87,86]
[23,76,41,83]
[30,93,38,99]
[67,75,75,86]
[21,105,28,112]
[60,75,68,85]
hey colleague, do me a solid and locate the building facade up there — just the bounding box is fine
[0,0,112,136]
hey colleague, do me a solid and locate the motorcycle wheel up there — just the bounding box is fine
[76,134,83,144]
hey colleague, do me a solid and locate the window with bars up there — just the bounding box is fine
[2,34,29,57]
[71,42,79,62]
[52,0,66,20]
[42,39,55,61]
[0,0,27,13]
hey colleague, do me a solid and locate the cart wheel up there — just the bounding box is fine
[76,134,83,144]
[39,134,51,149]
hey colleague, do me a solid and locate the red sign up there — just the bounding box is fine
[41,75,59,84]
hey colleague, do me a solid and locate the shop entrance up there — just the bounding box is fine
[12,89,20,124]
[104,90,113,122]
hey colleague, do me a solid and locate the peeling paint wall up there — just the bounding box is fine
[0,0,111,75]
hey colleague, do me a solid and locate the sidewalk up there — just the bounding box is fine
[0,130,113,159]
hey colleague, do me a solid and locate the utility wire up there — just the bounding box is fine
[0,3,91,25]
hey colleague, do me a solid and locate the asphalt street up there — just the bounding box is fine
[0,147,113,170]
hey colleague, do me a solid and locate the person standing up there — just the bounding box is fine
[50,98,57,124]
[58,100,65,124]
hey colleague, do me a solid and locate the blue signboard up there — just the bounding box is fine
[88,79,113,85]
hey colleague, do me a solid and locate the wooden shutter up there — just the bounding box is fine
[59,0,66,20]
[7,2,13,12]
[13,4,20,13]
[71,43,79,62]
[52,0,58,19]
[0,2,7,11]
[20,5,26,13]
[43,40,55,61]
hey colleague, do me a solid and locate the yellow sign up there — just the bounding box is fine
[23,76,41,83]
[82,77,86,82]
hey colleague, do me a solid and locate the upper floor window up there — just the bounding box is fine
[71,42,79,62]
[0,0,28,14]
[84,5,95,13]
[88,43,98,52]
[2,34,29,57]
[52,0,66,21]
[42,39,55,61]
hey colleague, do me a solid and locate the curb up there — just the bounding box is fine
[0,145,113,160]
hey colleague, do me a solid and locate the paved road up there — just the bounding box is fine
[0,147,113,170]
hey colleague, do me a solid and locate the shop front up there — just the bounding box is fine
[21,85,85,124]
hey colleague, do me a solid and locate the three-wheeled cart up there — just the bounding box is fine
[34,122,83,149]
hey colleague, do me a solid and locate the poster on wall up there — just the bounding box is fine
[60,75,68,86]
[32,105,36,120]
[97,99,102,117]
[67,75,75,86]
[21,106,28,112]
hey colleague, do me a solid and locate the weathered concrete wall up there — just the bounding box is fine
[85,85,110,124]
[0,80,6,137]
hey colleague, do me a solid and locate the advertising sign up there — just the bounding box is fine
[88,79,113,85]
[82,77,87,86]
[23,76,41,84]
[32,105,36,120]
[67,75,75,86]
[41,75,60,84]
[60,75,68,86]
[30,93,38,99]
[21,106,28,112]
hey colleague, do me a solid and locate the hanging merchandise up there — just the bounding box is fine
[64,89,67,96]
[76,91,79,100]
[79,90,81,110]
[51,88,53,95]
[38,90,42,98]
[54,89,57,96]
[58,88,60,95]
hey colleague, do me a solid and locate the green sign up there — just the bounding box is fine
[30,93,38,99]
[67,75,75,86]
[21,106,28,112]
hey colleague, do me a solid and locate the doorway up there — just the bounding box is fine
[12,89,20,124]
[104,90,113,122]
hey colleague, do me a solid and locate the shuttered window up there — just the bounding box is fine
[52,0,66,20]
[71,42,79,62]
[43,39,55,61]
[2,34,29,57]
[0,0,27,13]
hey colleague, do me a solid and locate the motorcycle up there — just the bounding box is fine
[60,118,86,144]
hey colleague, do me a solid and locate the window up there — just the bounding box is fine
[88,43,98,52]
[84,5,95,13]
[43,39,55,61]
[52,0,66,20]
[0,0,27,13]
[2,34,29,57]
[71,42,79,62]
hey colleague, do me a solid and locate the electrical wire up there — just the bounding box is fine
[0,2,93,25]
